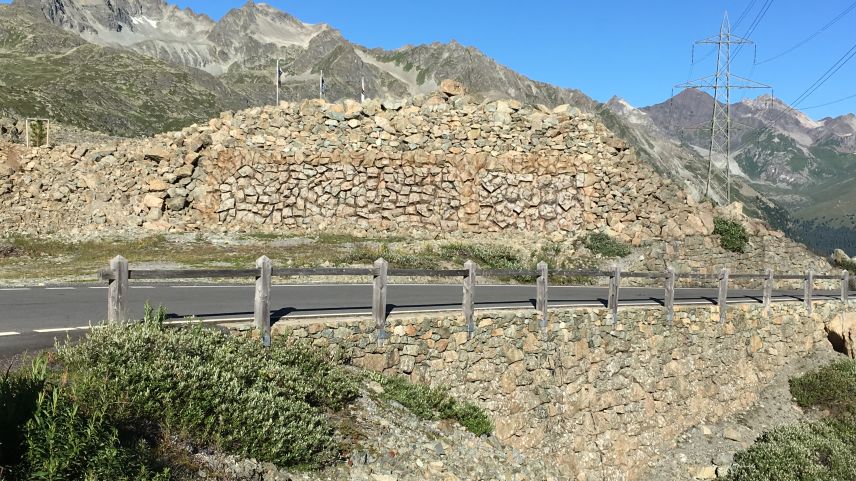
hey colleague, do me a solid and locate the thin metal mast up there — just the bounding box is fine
[676,12,771,204]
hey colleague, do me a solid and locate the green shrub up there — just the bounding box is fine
[790,360,856,416]
[0,358,166,481]
[725,420,856,481]
[583,232,631,258]
[714,218,750,253]
[57,323,359,468]
[23,388,169,481]
[370,374,493,436]
[1,359,46,471]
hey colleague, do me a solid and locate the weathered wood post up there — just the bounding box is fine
[254,256,272,347]
[843,270,851,305]
[718,268,730,323]
[537,261,549,331]
[763,268,773,315]
[463,260,475,339]
[665,266,676,324]
[107,255,129,324]
[607,264,621,325]
[805,270,814,316]
[373,258,388,344]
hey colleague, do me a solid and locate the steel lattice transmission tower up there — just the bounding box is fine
[676,12,771,204]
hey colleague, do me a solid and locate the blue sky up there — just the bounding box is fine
[5,0,856,118]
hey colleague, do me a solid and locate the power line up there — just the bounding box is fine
[733,0,760,31]
[733,0,774,59]
[800,92,856,110]
[757,0,856,65]
[735,40,856,150]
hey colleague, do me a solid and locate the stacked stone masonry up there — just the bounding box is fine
[0,91,829,275]
[274,301,848,481]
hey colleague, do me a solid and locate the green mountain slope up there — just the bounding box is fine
[0,4,247,137]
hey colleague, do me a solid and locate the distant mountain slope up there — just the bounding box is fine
[14,0,591,110]
[0,3,247,136]
[611,88,856,253]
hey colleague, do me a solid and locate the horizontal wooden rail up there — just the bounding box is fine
[387,268,469,277]
[130,268,261,280]
[622,272,668,279]
[553,269,613,278]
[479,268,539,277]
[776,274,807,280]
[728,273,764,280]
[273,267,374,277]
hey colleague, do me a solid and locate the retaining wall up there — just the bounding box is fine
[274,301,848,481]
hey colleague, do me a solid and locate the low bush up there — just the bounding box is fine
[725,420,856,481]
[789,360,856,416]
[714,218,750,253]
[370,373,493,436]
[0,358,167,481]
[583,232,631,258]
[58,323,360,468]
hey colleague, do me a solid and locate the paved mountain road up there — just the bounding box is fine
[0,283,844,359]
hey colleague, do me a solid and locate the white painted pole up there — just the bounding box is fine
[275,59,280,106]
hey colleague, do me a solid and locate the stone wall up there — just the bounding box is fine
[273,301,849,481]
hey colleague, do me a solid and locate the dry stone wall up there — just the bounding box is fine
[0,87,829,276]
[274,301,849,481]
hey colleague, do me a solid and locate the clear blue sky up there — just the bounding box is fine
[5,0,856,118]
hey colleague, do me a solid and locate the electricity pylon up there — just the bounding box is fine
[676,12,771,204]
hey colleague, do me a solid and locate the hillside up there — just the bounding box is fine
[609,89,856,253]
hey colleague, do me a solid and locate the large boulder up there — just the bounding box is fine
[832,249,852,266]
[827,312,856,359]
[439,79,467,97]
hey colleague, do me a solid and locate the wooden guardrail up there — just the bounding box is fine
[98,255,852,346]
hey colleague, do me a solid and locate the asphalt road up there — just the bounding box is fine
[0,283,844,360]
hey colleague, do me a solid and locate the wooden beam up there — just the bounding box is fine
[537,261,548,331]
[763,268,773,316]
[843,270,851,305]
[665,266,676,324]
[463,260,475,339]
[107,255,129,324]
[254,256,272,347]
[805,270,814,316]
[373,258,388,343]
[718,268,729,323]
[607,264,621,325]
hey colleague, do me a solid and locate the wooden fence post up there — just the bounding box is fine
[607,264,621,325]
[763,268,773,315]
[107,255,129,324]
[665,266,676,324]
[718,268,729,323]
[537,261,549,331]
[843,270,850,305]
[463,260,475,339]
[805,270,814,316]
[373,258,388,343]
[254,256,272,347]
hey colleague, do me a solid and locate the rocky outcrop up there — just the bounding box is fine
[827,311,856,358]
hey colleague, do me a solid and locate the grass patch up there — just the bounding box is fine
[369,373,493,436]
[582,232,631,258]
[714,218,750,253]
